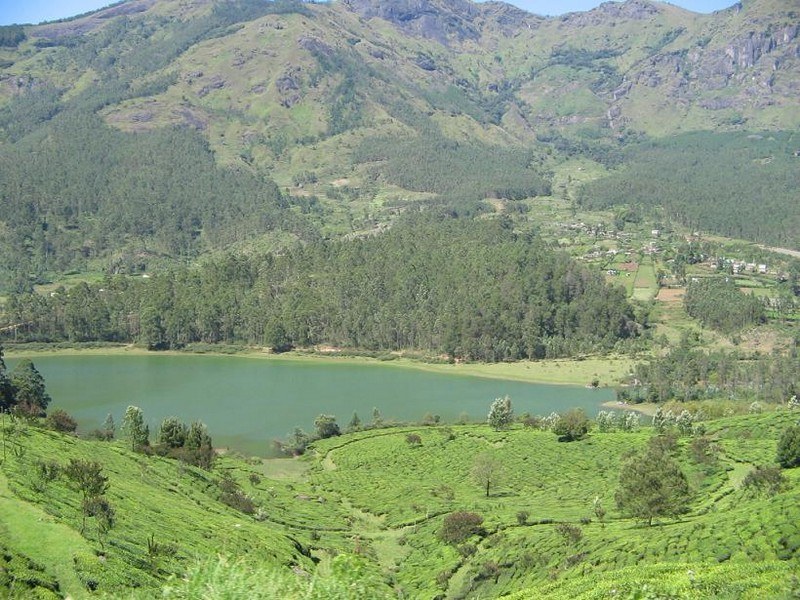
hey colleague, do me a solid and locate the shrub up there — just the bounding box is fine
[521,413,541,428]
[742,465,786,496]
[516,510,529,525]
[488,396,513,430]
[555,522,583,545]
[219,473,256,515]
[438,511,484,544]
[690,436,718,465]
[46,408,77,433]
[553,408,590,442]
[458,543,477,557]
[405,433,422,447]
[777,425,800,468]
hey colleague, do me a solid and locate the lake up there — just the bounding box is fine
[7,354,614,456]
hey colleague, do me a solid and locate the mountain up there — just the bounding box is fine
[0,0,797,285]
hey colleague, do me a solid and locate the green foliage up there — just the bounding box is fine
[8,359,51,417]
[742,465,786,496]
[4,216,639,360]
[684,278,765,334]
[121,405,149,452]
[0,112,306,288]
[314,415,341,440]
[157,417,188,450]
[46,408,78,433]
[578,131,800,249]
[629,340,800,404]
[159,553,393,599]
[405,433,422,447]
[218,472,256,515]
[3,410,800,598]
[0,541,60,599]
[776,424,800,468]
[439,511,484,544]
[0,344,14,411]
[615,435,691,525]
[471,452,504,498]
[63,458,110,533]
[355,133,551,206]
[155,418,215,469]
[552,408,590,442]
[487,395,513,431]
[0,25,26,48]
[102,413,115,440]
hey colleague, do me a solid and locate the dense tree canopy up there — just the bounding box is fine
[578,132,800,249]
[2,215,640,361]
[615,436,691,525]
[684,278,766,335]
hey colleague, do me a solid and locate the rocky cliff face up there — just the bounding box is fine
[1,0,796,168]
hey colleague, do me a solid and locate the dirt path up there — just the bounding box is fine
[759,244,800,259]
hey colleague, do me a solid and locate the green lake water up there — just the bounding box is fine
[7,355,613,456]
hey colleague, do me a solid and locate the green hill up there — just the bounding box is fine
[2,407,799,598]
[0,0,798,287]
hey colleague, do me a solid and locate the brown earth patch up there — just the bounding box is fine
[656,287,685,303]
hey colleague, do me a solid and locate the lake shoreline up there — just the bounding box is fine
[3,344,634,387]
[600,400,658,417]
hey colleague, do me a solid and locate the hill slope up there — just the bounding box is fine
[0,0,798,285]
[2,409,799,598]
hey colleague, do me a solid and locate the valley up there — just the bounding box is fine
[0,0,799,597]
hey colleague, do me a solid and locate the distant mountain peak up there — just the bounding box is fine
[341,0,481,42]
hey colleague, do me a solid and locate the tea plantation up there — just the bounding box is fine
[1,409,799,598]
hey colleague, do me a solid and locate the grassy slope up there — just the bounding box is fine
[304,410,800,598]
[2,406,799,598]
[0,426,313,597]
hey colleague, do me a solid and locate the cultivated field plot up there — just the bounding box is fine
[305,412,800,598]
[631,258,658,301]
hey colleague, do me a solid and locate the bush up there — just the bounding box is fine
[488,396,513,430]
[555,522,583,545]
[553,408,590,442]
[46,409,77,433]
[405,433,422,447]
[777,425,800,468]
[438,511,484,544]
[742,465,786,496]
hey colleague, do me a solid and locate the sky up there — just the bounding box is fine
[0,0,739,26]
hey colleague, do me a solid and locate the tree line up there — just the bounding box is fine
[578,131,800,249]
[2,215,640,361]
[684,278,766,335]
[620,337,799,404]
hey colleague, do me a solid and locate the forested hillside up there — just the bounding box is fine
[577,131,800,249]
[2,216,639,360]
[0,110,316,292]
[0,0,798,289]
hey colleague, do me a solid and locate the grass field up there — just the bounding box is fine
[632,257,659,301]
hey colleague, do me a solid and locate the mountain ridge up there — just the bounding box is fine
[0,0,797,281]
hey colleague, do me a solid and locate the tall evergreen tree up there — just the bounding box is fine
[615,437,691,525]
[121,406,149,452]
[9,359,51,417]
